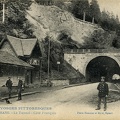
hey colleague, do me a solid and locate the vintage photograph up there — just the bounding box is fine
[0,0,120,119]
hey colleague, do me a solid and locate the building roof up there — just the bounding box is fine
[0,50,33,68]
[7,35,38,56]
[21,39,37,56]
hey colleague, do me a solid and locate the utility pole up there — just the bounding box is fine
[48,37,50,82]
[39,57,41,84]
[83,12,86,21]
[92,17,94,24]
[2,0,5,23]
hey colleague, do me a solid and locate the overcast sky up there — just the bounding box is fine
[95,0,120,18]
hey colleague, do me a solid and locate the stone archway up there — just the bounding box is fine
[85,56,120,82]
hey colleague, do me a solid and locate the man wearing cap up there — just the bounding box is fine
[6,77,13,98]
[96,76,109,111]
[17,77,23,100]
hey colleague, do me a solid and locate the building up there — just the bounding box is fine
[0,50,33,86]
[0,35,42,85]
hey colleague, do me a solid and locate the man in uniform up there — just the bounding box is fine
[17,77,23,100]
[96,76,109,111]
[6,77,13,98]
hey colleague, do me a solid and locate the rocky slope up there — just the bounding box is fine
[26,2,99,44]
[0,1,100,81]
[25,2,101,81]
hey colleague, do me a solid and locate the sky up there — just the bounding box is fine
[93,0,120,18]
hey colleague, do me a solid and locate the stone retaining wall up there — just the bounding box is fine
[52,80,69,86]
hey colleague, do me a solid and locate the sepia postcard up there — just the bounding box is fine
[0,0,120,120]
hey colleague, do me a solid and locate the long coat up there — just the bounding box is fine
[18,80,23,91]
[97,82,109,97]
[6,79,13,89]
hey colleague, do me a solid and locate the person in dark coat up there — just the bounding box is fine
[96,76,109,111]
[17,77,23,100]
[6,77,13,98]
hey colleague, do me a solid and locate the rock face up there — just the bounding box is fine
[25,2,100,81]
[26,3,99,44]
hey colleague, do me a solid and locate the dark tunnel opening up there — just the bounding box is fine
[86,56,120,82]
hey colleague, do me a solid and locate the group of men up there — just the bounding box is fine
[5,76,109,111]
[6,77,23,100]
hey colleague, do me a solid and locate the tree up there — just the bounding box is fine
[58,31,81,49]
[100,10,119,31]
[42,36,64,72]
[116,24,120,36]
[0,0,34,38]
[115,15,119,24]
[100,10,110,30]
[71,0,90,21]
[52,0,65,9]
[82,29,116,49]
[89,0,101,23]
[35,0,53,5]
[112,36,120,48]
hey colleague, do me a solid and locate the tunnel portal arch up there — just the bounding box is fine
[85,56,120,82]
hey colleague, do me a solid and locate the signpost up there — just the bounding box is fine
[57,61,60,72]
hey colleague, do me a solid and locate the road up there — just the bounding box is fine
[0,83,120,120]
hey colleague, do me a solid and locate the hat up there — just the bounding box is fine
[101,76,105,79]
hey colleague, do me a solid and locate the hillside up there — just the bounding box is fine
[26,2,99,45]
[25,2,100,81]
[0,1,100,81]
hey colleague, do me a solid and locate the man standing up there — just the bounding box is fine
[6,77,13,98]
[96,76,109,111]
[17,77,23,100]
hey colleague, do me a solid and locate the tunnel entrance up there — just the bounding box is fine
[86,56,120,82]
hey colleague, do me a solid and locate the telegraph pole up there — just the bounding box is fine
[83,12,86,21]
[92,17,94,24]
[48,37,50,82]
[2,0,5,23]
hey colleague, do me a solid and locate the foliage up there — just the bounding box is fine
[58,31,82,49]
[42,36,64,72]
[89,0,101,23]
[41,38,85,80]
[100,10,119,31]
[68,0,120,48]
[0,0,34,38]
[35,0,54,5]
[35,0,66,9]
[70,0,91,22]
[82,29,116,49]
[112,36,120,48]
[52,0,65,9]
[70,0,101,23]
[70,0,120,34]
